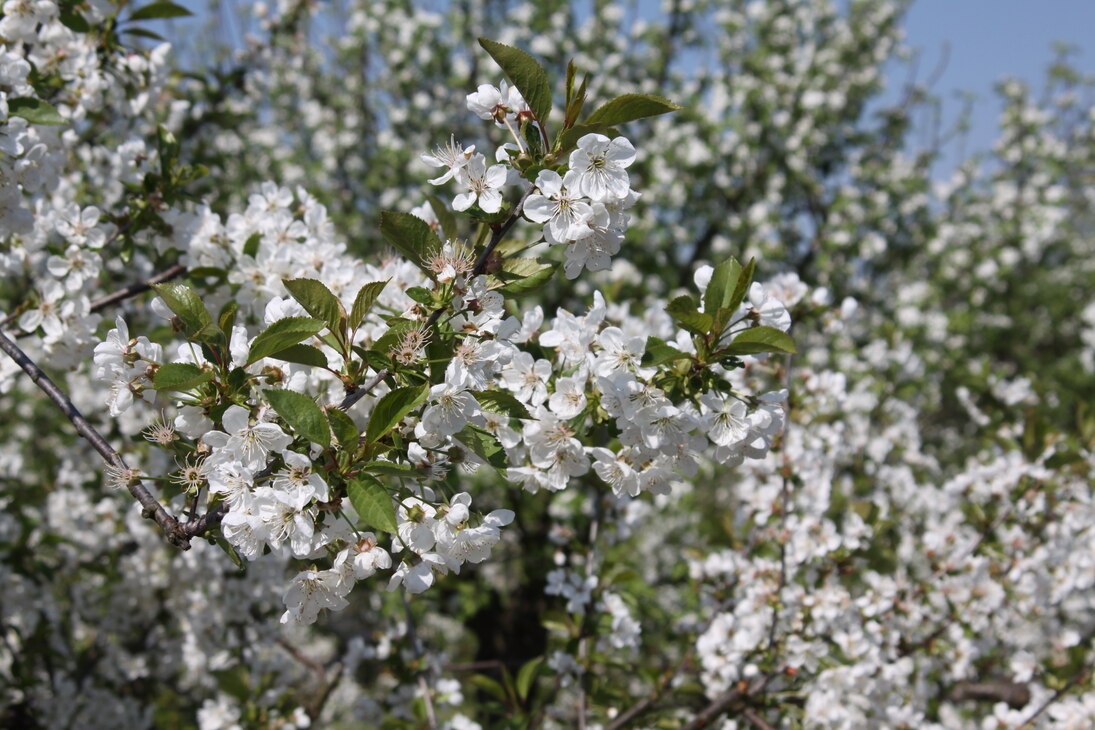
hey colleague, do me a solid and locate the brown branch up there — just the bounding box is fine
[680,685,747,730]
[950,680,1030,710]
[89,263,187,313]
[0,329,191,548]
[743,708,777,730]
[1015,669,1090,728]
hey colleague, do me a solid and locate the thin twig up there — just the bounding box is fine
[743,707,777,730]
[0,329,190,548]
[89,263,187,313]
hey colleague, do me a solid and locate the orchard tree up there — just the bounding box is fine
[1,1,1094,729]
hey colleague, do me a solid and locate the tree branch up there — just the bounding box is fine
[89,263,188,313]
[0,329,192,548]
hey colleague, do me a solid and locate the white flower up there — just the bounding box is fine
[422,135,476,185]
[203,405,293,471]
[334,534,392,580]
[273,450,330,503]
[700,393,750,447]
[548,375,587,419]
[466,80,527,123]
[453,154,508,213]
[280,568,350,624]
[501,352,552,406]
[523,169,593,245]
[421,383,479,437]
[567,133,636,201]
[589,447,640,497]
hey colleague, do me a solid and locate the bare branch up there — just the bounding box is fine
[89,263,187,313]
[0,329,191,548]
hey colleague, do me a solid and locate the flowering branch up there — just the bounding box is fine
[339,184,534,412]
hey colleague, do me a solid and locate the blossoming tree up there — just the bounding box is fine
[2,0,1094,728]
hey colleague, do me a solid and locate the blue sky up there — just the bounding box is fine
[891,0,1095,169]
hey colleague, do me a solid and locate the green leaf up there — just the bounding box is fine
[642,337,691,367]
[729,257,756,314]
[478,38,553,124]
[218,301,239,336]
[283,278,345,336]
[516,656,544,701]
[153,362,212,391]
[468,674,509,704]
[499,257,557,296]
[427,195,458,241]
[7,98,65,125]
[585,93,681,126]
[564,73,589,129]
[59,9,90,32]
[476,390,532,420]
[265,389,330,447]
[214,538,244,571]
[405,286,434,306]
[666,296,713,336]
[359,461,420,478]
[704,257,743,316]
[326,408,359,448]
[242,232,261,258]
[247,317,324,365]
[364,385,428,444]
[122,26,166,40]
[455,425,507,469]
[129,0,193,20]
[264,343,329,368]
[350,280,389,330]
[379,211,442,271]
[153,283,212,334]
[723,326,797,356]
[347,474,398,534]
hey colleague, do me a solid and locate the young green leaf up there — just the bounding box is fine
[326,408,359,449]
[703,257,743,315]
[7,98,65,126]
[379,211,442,271]
[359,461,421,478]
[350,280,390,330]
[584,93,682,126]
[347,475,398,534]
[666,296,713,336]
[729,257,756,314]
[153,283,212,334]
[476,390,532,420]
[283,278,345,336]
[129,0,193,20]
[723,326,797,356]
[478,38,553,124]
[363,385,428,444]
[498,258,558,296]
[427,195,458,241]
[516,656,544,701]
[153,363,212,391]
[263,344,329,368]
[265,389,330,447]
[247,317,324,365]
[642,337,692,367]
[455,425,507,469]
